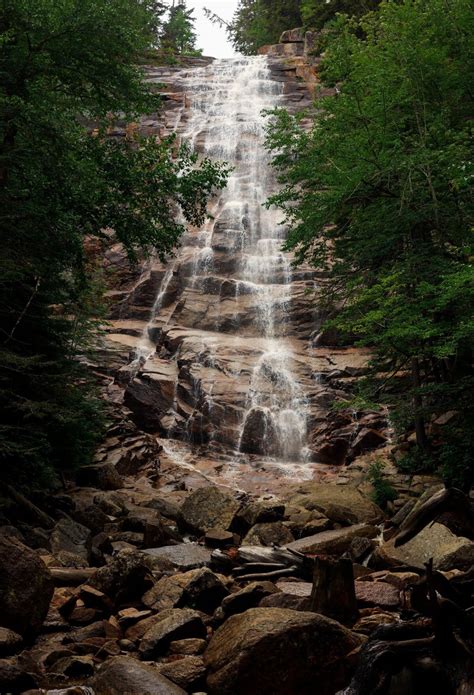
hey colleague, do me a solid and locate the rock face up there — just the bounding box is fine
[98,54,389,496]
[204,607,362,695]
[0,536,54,637]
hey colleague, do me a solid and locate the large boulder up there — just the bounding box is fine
[204,607,362,695]
[50,518,91,561]
[93,655,186,695]
[142,567,228,613]
[0,536,54,637]
[180,487,240,535]
[283,483,384,525]
[90,549,152,602]
[374,523,474,570]
[287,523,378,556]
[243,522,294,547]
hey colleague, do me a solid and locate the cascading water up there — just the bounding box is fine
[128,56,315,485]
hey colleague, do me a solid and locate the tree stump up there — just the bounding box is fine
[309,556,358,625]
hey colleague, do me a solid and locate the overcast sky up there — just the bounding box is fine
[186,0,239,58]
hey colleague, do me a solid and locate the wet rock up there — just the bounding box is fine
[180,486,240,535]
[139,609,206,660]
[93,655,186,694]
[221,581,279,617]
[287,523,379,556]
[143,567,228,613]
[243,521,294,547]
[374,523,473,570]
[158,656,206,690]
[143,543,212,571]
[355,581,400,609]
[0,628,23,657]
[50,518,91,561]
[76,462,123,490]
[90,549,152,602]
[0,536,54,637]
[283,482,384,525]
[235,498,285,531]
[348,536,375,563]
[204,607,362,695]
[239,407,279,456]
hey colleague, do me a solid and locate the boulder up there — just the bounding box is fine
[180,487,240,535]
[50,518,91,561]
[90,549,152,602]
[283,483,384,525]
[243,522,294,547]
[143,544,212,571]
[139,609,206,660]
[375,523,473,570]
[76,462,123,490]
[0,628,23,657]
[158,656,206,690]
[287,523,379,556]
[170,638,207,656]
[205,607,362,695]
[235,498,285,532]
[0,659,37,693]
[350,428,387,456]
[239,407,279,456]
[204,528,235,548]
[0,536,54,637]
[143,567,228,613]
[93,655,186,695]
[221,582,279,617]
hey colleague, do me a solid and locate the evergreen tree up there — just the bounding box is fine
[266,0,474,488]
[0,0,226,487]
[161,1,201,56]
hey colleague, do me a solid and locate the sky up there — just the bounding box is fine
[186,0,239,58]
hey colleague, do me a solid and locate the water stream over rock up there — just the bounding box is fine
[110,56,373,493]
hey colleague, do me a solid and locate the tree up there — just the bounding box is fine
[0,0,226,487]
[300,0,380,31]
[266,0,474,487]
[161,2,201,56]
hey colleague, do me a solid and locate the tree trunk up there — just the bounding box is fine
[411,357,429,452]
[309,556,358,625]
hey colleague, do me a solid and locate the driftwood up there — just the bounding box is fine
[393,487,472,547]
[211,545,310,580]
[309,557,357,625]
[51,568,96,586]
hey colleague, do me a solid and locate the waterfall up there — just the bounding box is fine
[129,56,312,479]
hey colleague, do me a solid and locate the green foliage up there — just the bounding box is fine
[301,0,380,31]
[367,460,397,509]
[0,0,226,488]
[227,0,303,55]
[266,0,474,484]
[161,2,201,56]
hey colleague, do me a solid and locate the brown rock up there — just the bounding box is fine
[353,611,398,635]
[90,549,152,602]
[205,607,362,695]
[169,638,207,656]
[243,521,294,547]
[204,528,235,548]
[0,536,54,637]
[0,628,23,657]
[221,581,279,616]
[139,609,206,660]
[355,581,400,609]
[350,428,387,456]
[76,462,123,490]
[143,567,228,614]
[158,656,206,690]
[180,486,240,535]
[284,483,384,525]
[93,655,186,695]
[287,523,379,556]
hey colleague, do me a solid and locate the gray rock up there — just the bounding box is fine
[287,523,379,556]
[50,518,91,561]
[0,628,23,657]
[143,543,212,571]
[143,567,228,613]
[221,581,279,616]
[243,521,294,547]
